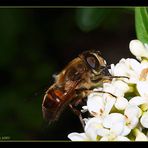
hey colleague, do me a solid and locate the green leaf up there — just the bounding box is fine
[76,8,109,32]
[135,7,148,43]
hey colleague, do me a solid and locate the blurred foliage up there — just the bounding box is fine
[135,7,148,43]
[76,8,134,32]
[76,8,110,32]
[0,8,135,141]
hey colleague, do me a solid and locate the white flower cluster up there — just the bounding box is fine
[68,40,148,141]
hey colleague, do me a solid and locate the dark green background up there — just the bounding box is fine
[0,8,136,141]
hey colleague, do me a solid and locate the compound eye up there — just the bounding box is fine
[86,55,100,70]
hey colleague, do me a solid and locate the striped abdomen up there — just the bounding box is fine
[42,86,76,124]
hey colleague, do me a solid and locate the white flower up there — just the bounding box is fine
[129,40,148,61]
[102,113,125,134]
[87,93,105,117]
[124,105,142,130]
[129,96,148,129]
[124,105,142,119]
[68,39,148,141]
[84,117,103,140]
[109,58,142,83]
[97,113,130,141]
[87,92,116,117]
[68,114,131,141]
[68,117,103,141]
[102,80,129,110]
[129,76,148,128]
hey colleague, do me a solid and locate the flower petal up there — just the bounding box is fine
[109,64,115,75]
[103,80,128,97]
[109,60,130,77]
[115,97,128,110]
[128,117,139,129]
[121,126,131,136]
[111,122,124,135]
[140,111,148,128]
[87,93,104,116]
[137,81,148,99]
[85,117,102,141]
[103,113,125,129]
[129,40,148,60]
[103,95,116,115]
[68,133,89,141]
[97,128,110,137]
[125,105,142,119]
[127,58,141,74]
[113,80,129,95]
[116,136,130,141]
[129,96,146,106]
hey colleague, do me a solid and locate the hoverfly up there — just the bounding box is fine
[42,50,121,127]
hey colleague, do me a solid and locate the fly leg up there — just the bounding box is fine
[75,88,117,98]
[69,104,85,129]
